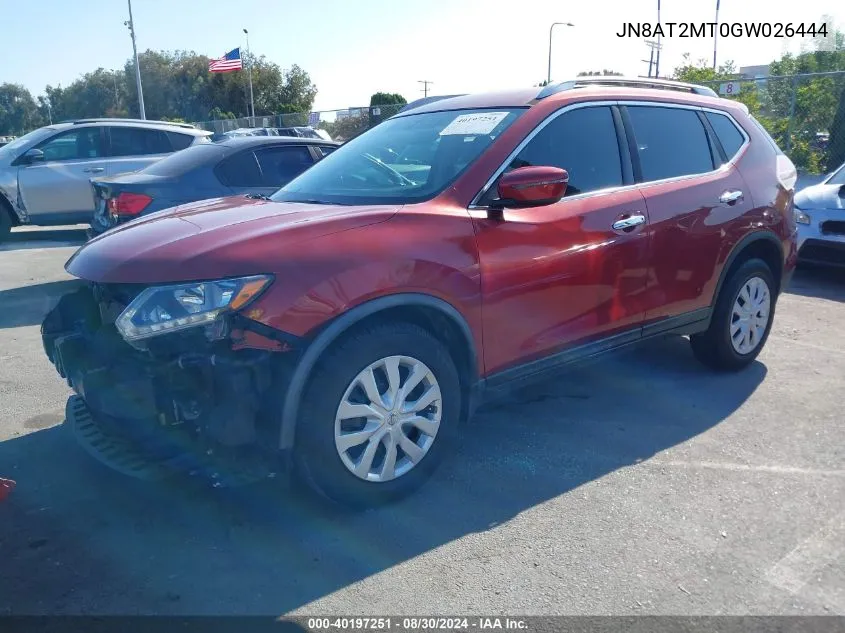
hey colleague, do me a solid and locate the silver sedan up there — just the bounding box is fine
[794,162,845,267]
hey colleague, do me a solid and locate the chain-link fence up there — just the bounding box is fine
[192,103,406,141]
[700,71,845,176]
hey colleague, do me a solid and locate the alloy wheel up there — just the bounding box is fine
[334,355,442,482]
[730,276,771,355]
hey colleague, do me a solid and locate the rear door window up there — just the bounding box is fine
[215,150,263,187]
[626,106,714,181]
[254,146,315,185]
[109,127,173,157]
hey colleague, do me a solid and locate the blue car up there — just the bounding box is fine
[90,136,338,235]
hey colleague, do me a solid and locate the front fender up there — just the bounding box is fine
[275,291,480,449]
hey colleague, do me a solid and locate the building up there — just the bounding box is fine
[739,64,771,80]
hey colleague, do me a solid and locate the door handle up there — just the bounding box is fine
[719,190,744,205]
[612,214,646,231]
[83,167,105,173]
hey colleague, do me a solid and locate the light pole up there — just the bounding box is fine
[126,0,146,119]
[243,28,255,126]
[547,22,574,85]
[713,0,721,70]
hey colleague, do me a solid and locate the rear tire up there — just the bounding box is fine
[294,322,461,509]
[690,258,776,371]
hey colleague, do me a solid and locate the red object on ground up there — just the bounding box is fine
[0,478,16,502]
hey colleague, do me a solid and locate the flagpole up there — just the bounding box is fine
[243,28,255,126]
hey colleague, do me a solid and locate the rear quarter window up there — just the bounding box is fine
[704,111,746,160]
[168,132,198,151]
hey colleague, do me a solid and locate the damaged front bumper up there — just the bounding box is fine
[42,283,298,486]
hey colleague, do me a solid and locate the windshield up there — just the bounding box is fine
[0,127,55,159]
[141,144,223,176]
[828,162,845,186]
[271,108,524,205]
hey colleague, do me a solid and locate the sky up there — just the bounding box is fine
[0,0,842,113]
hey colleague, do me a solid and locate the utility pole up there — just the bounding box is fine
[644,40,662,78]
[547,22,574,84]
[243,28,256,125]
[125,0,145,119]
[418,80,433,97]
[713,0,721,70]
[655,0,662,77]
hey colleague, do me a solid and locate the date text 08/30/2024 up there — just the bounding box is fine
[303,617,529,631]
[617,22,828,38]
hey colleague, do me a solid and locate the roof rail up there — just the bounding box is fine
[537,76,718,99]
[67,118,198,129]
[398,94,467,114]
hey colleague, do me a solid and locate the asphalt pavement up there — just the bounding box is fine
[0,225,843,616]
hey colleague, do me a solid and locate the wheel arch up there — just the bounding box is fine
[0,189,20,226]
[712,230,784,308]
[277,293,480,450]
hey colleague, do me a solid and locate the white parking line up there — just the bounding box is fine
[647,460,845,478]
[766,511,845,601]
[0,242,81,252]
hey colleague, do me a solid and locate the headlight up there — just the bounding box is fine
[115,275,272,342]
[794,206,811,225]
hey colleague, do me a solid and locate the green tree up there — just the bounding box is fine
[369,92,407,106]
[673,54,738,83]
[208,106,235,120]
[277,64,318,113]
[0,83,43,134]
[31,49,318,127]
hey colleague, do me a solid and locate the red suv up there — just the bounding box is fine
[42,77,798,507]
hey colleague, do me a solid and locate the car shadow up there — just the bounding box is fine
[0,335,767,615]
[0,227,87,252]
[0,279,84,329]
[786,265,845,302]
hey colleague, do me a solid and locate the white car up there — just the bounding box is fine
[794,162,845,267]
[0,119,211,241]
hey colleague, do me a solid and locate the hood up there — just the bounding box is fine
[794,182,845,210]
[66,196,401,283]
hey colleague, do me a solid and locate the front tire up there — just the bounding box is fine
[294,322,461,508]
[690,258,776,371]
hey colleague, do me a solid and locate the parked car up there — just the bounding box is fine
[276,126,327,140]
[219,127,279,139]
[42,77,798,507]
[0,119,211,240]
[89,136,340,235]
[793,161,845,267]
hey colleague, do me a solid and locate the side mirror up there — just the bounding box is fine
[20,148,45,165]
[494,166,568,215]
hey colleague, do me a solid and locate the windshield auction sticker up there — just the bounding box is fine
[440,112,509,136]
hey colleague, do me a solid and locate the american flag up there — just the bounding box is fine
[209,48,243,73]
